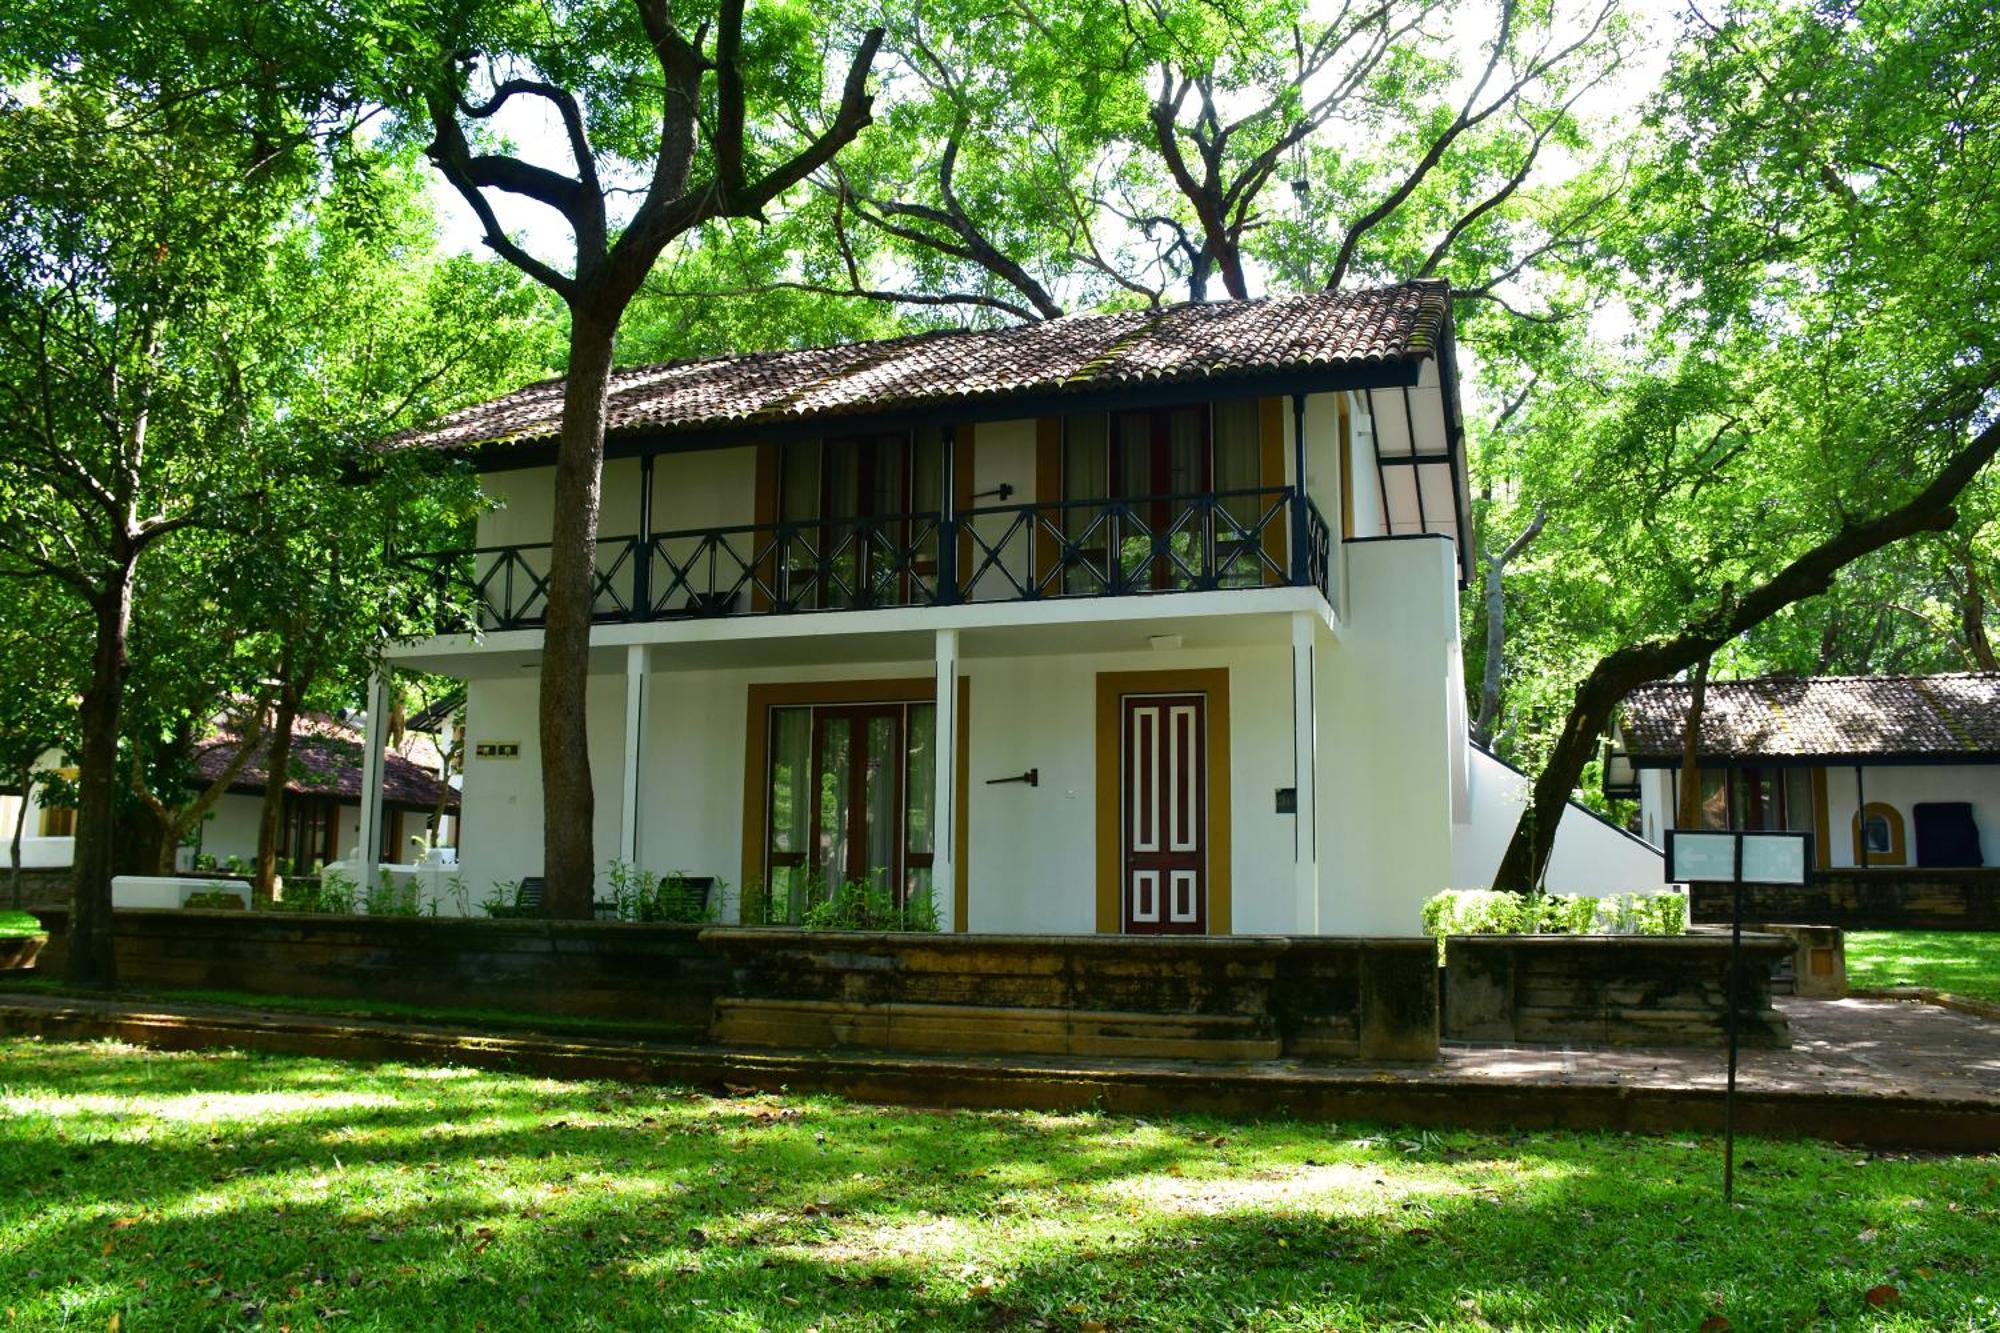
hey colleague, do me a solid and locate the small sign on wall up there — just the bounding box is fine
[474,741,521,759]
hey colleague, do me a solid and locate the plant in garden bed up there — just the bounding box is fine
[1422,889,1687,949]
[604,861,717,924]
[796,874,939,932]
[181,890,244,911]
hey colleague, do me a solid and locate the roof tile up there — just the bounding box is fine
[387,282,1448,454]
[1619,673,2000,761]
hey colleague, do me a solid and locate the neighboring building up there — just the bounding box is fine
[6,714,459,873]
[372,281,1648,931]
[1610,673,2000,870]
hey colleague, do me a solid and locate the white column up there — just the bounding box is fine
[1291,611,1319,934]
[619,644,648,867]
[932,629,959,932]
[355,665,391,887]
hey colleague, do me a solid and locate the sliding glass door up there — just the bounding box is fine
[764,700,936,919]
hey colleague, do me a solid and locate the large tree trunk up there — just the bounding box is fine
[1960,543,1997,670]
[1675,655,1711,830]
[539,310,615,918]
[70,565,135,986]
[255,682,300,901]
[1473,505,1546,747]
[9,764,27,909]
[1492,414,2000,892]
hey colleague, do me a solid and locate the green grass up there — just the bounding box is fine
[0,1039,1994,1330]
[0,910,46,939]
[0,976,704,1041]
[1846,931,2000,1002]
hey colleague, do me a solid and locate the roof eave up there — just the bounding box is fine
[447,356,1432,474]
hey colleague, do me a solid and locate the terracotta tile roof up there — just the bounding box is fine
[387,282,1449,455]
[1619,673,2000,762]
[193,713,459,811]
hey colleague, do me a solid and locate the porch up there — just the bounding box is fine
[405,485,1334,633]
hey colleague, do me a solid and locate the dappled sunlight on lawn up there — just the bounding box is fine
[1846,931,2000,1001]
[0,1037,1994,1330]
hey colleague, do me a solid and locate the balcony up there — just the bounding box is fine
[408,487,1332,634]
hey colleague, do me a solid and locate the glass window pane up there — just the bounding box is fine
[781,442,819,522]
[768,708,810,854]
[1213,400,1261,492]
[1114,412,1153,496]
[906,702,935,856]
[1785,770,1815,833]
[1699,769,1728,830]
[912,427,944,513]
[863,715,899,890]
[818,716,851,887]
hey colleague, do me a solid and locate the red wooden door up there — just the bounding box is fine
[1122,693,1207,934]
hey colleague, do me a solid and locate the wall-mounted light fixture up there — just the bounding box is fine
[985,768,1038,787]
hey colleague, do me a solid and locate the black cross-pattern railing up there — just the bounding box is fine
[411,487,1333,633]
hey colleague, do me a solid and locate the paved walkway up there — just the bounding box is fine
[1436,997,2000,1101]
[0,990,1994,1150]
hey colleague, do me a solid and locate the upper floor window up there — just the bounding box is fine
[1059,401,1266,592]
[1694,765,1814,832]
[778,429,945,608]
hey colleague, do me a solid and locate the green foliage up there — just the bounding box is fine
[1845,931,2000,1004]
[181,890,245,911]
[795,876,939,933]
[277,869,358,916]
[364,870,421,917]
[0,911,46,939]
[603,861,717,924]
[2,1038,1996,1329]
[1422,889,1686,942]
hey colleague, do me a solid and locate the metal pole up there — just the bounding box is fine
[1723,834,1745,1204]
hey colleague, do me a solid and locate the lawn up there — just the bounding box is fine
[0,1040,1994,1330]
[0,910,45,938]
[1846,931,2000,1002]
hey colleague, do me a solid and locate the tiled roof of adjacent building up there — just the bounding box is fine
[386,281,1450,455]
[1619,673,2000,762]
[193,714,459,811]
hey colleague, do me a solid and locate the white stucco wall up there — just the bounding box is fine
[456,640,1305,933]
[1453,747,1666,894]
[1313,536,1458,933]
[1639,761,1998,869]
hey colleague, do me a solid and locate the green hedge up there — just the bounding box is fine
[1422,889,1686,943]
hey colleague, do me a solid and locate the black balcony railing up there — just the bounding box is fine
[409,487,1332,633]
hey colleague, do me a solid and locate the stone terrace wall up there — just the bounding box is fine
[703,929,1441,1063]
[1444,933,1793,1048]
[1691,870,2000,931]
[31,909,728,1032]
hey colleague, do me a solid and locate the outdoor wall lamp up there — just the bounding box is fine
[986,768,1038,787]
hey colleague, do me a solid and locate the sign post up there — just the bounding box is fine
[1664,828,1813,1203]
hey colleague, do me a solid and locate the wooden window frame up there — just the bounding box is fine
[742,677,972,931]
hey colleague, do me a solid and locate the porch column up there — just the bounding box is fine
[1291,611,1320,933]
[933,629,959,932]
[620,644,648,867]
[354,664,391,886]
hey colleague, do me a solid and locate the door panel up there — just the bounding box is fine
[1122,693,1207,934]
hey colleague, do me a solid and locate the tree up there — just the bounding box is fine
[1489,0,2000,888]
[0,85,308,982]
[649,0,1627,326]
[415,1,884,917]
[0,581,82,906]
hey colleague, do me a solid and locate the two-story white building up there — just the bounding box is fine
[371,282,1649,933]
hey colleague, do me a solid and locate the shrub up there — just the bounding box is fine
[1422,889,1687,946]
[276,869,358,916]
[182,890,245,911]
[364,871,420,917]
[796,875,938,932]
[605,861,717,924]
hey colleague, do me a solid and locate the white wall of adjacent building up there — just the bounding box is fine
[1639,763,2000,870]
[1454,748,1666,895]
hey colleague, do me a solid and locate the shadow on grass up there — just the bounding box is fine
[0,1038,1994,1330]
